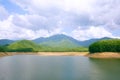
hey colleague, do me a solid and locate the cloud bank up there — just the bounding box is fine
[0,0,120,40]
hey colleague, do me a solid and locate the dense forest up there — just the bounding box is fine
[89,39,120,53]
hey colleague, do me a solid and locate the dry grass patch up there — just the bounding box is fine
[86,52,120,58]
[0,52,88,58]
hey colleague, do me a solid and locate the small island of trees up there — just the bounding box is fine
[89,39,120,53]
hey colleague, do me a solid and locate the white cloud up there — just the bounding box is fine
[0,5,9,20]
[71,26,114,41]
[90,0,120,29]
[10,0,95,14]
[0,0,120,40]
[12,14,43,30]
[11,13,63,31]
[0,15,63,40]
[0,15,33,39]
[10,0,120,29]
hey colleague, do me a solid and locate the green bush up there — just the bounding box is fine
[89,39,120,53]
[8,48,34,52]
[0,46,8,52]
[0,46,5,52]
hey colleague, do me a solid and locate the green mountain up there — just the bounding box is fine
[6,39,87,52]
[0,39,14,46]
[33,34,81,48]
[0,34,113,52]
[33,34,88,52]
[78,37,112,47]
[7,40,40,52]
[33,34,112,47]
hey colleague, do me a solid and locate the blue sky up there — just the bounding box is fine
[0,0,120,40]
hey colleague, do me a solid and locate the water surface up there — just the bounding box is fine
[0,55,120,80]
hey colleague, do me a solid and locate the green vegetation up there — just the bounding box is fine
[1,35,113,52]
[0,46,7,52]
[0,39,88,52]
[39,39,80,48]
[7,40,40,52]
[38,46,88,52]
[89,39,120,53]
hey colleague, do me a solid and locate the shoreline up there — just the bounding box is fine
[86,52,120,58]
[1,52,120,58]
[0,52,88,57]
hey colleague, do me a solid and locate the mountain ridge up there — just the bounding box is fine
[33,34,81,48]
[0,34,113,47]
[33,34,112,47]
[0,39,14,46]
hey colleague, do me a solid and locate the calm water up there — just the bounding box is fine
[0,55,120,80]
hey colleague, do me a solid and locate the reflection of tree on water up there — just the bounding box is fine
[89,58,120,80]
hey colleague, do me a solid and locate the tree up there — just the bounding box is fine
[89,39,120,53]
[0,46,6,52]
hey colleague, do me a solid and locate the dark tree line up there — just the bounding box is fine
[89,39,120,53]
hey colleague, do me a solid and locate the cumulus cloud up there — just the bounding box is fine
[0,5,9,21]
[10,0,120,29]
[0,15,63,40]
[10,0,94,14]
[71,26,114,41]
[90,0,120,28]
[0,0,120,40]
[0,15,34,39]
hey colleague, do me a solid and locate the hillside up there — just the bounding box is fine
[0,34,114,52]
[33,34,112,47]
[33,34,81,48]
[0,39,14,46]
[79,37,112,47]
[5,39,88,52]
[0,35,112,48]
[7,40,40,52]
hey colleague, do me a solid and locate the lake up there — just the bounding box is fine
[0,55,120,80]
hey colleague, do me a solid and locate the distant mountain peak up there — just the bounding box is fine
[0,39,14,46]
[33,34,81,48]
[101,37,111,39]
[0,34,115,47]
[49,34,79,41]
[50,34,70,38]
